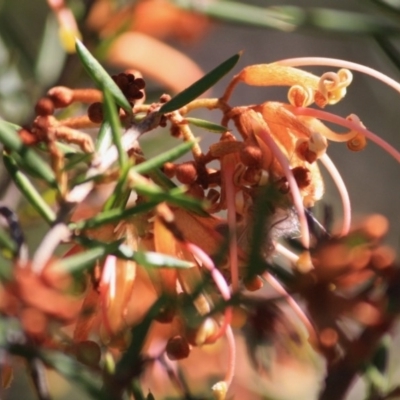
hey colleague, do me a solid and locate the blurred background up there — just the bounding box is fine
[0,0,399,399]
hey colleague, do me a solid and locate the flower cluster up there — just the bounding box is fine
[0,43,399,400]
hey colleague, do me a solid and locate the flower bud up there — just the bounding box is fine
[175,162,198,184]
[88,102,104,123]
[47,86,74,108]
[166,336,190,360]
[35,98,55,116]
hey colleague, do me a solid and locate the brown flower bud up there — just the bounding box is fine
[154,303,175,323]
[292,166,311,189]
[88,102,104,123]
[295,140,317,163]
[162,162,176,178]
[187,184,204,199]
[240,145,263,168]
[166,336,190,360]
[35,97,55,116]
[176,162,198,184]
[47,86,74,108]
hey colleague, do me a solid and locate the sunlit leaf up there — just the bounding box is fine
[0,121,56,186]
[132,139,198,175]
[186,117,227,133]
[159,52,241,114]
[103,87,128,168]
[3,154,56,224]
[75,39,132,115]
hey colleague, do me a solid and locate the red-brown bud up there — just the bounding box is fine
[87,102,104,123]
[35,97,55,116]
[175,162,198,184]
[166,336,190,360]
[47,86,74,108]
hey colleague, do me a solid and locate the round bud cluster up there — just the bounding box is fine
[112,72,145,106]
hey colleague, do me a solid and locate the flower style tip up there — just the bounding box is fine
[212,381,228,400]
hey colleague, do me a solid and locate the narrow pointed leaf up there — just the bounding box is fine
[159,52,241,114]
[186,117,227,133]
[40,350,103,399]
[102,87,128,167]
[3,154,56,224]
[115,245,194,269]
[75,39,132,115]
[0,122,56,186]
[132,139,198,175]
[71,201,159,231]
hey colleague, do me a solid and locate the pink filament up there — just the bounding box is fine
[184,242,232,342]
[319,154,351,236]
[263,272,316,342]
[183,242,236,390]
[256,127,310,249]
[292,107,400,163]
[224,325,236,386]
[275,57,400,95]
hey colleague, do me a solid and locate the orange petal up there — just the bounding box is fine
[153,215,178,294]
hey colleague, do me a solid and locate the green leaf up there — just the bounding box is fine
[103,162,132,211]
[40,350,103,399]
[171,0,298,31]
[71,201,159,231]
[3,154,56,224]
[57,238,124,274]
[64,152,93,171]
[0,121,56,187]
[95,120,112,153]
[102,87,128,167]
[172,0,400,34]
[115,246,195,269]
[159,52,241,114]
[132,182,207,216]
[75,39,132,115]
[186,117,227,133]
[132,139,198,175]
[0,228,16,256]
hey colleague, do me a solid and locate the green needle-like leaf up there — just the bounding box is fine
[3,154,56,224]
[132,139,198,175]
[102,87,128,167]
[96,120,112,153]
[132,182,207,215]
[185,117,227,133]
[71,201,159,231]
[0,122,56,186]
[115,245,194,269]
[159,52,241,114]
[57,240,123,274]
[41,350,103,399]
[0,228,16,256]
[75,39,132,115]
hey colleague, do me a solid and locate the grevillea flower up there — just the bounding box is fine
[10,46,400,399]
